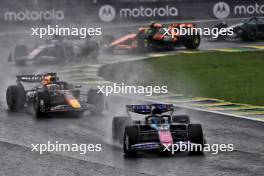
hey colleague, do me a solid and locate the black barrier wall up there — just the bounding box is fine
[0,0,264,24]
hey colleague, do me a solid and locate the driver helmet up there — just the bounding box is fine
[41,75,57,85]
[150,21,162,28]
[152,108,162,115]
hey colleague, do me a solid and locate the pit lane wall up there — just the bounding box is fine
[0,0,263,25]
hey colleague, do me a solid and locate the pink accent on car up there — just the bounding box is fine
[158,131,173,145]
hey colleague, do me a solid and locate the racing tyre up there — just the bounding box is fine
[172,115,190,124]
[242,27,257,41]
[182,33,201,49]
[6,85,26,111]
[112,116,131,143]
[136,31,150,52]
[14,45,28,65]
[123,126,138,156]
[87,88,105,115]
[81,41,99,62]
[33,93,48,118]
[188,124,204,154]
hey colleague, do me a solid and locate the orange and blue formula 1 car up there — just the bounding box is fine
[112,104,205,156]
[6,73,105,117]
[101,22,200,53]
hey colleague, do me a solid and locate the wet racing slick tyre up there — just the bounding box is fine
[33,92,48,118]
[6,85,26,111]
[14,45,28,65]
[123,126,138,156]
[81,41,99,62]
[182,33,201,49]
[242,26,257,41]
[188,124,204,154]
[112,116,131,144]
[172,115,190,124]
[87,88,105,115]
[136,31,151,53]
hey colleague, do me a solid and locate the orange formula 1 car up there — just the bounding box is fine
[100,22,201,53]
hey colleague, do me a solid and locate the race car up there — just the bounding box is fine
[112,104,205,156]
[6,73,105,117]
[101,22,201,53]
[214,16,264,41]
[8,36,99,65]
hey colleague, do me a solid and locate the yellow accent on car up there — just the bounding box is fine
[68,99,81,109]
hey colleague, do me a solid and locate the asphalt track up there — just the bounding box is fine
[0,22,264,176]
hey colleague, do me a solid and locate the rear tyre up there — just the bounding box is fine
[87,88,105,115]
[81,41,99,62]
[123,126,138,156]
[14,45,28,65]
[242,27,257,41]
[188,124,204,154]
[182,33,201,49]
[6,85,26,111]
[172,115,190,124]
[112,116,131,143]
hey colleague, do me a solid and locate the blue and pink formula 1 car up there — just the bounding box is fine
[112,104,205,156]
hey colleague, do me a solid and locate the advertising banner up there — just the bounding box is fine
[0,0,263,25]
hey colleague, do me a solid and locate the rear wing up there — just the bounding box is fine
[126,104,174,115]
[16,73,57,83]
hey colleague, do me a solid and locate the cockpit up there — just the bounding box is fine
[145,115,171,125]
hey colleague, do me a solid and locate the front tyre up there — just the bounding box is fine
[188,124,204,154]
[33,96,46,118]
[123,126,138,156]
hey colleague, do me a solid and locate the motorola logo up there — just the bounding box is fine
[98,5,116,22]
[213,2,230,19]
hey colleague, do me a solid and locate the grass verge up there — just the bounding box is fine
[99,51,264,106]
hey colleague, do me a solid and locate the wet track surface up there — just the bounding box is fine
[0,25,264,175]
